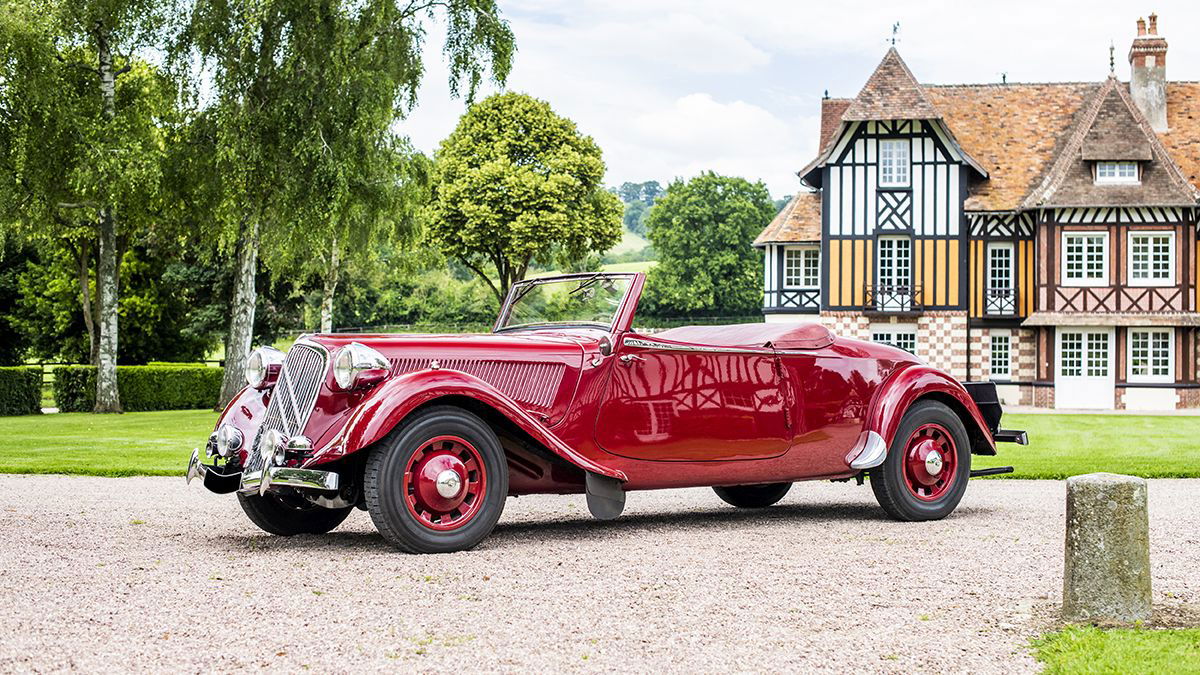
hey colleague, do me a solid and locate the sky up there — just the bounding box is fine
[399,1,1200,198]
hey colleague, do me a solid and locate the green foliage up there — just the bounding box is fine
[1032,626,1200,674]
[427,92,623,303]
[53,366,223,412]
[0,367,41,416]
[0,240,32,365]
[332,261,496,330]
[773,195,793,213]
[641,172,774,316]
[614,180,662,235]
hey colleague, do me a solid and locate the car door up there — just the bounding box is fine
[594,335,792,462]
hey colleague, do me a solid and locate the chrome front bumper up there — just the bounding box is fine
[187,448,339,496]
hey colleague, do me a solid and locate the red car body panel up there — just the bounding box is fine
[214,272,999,495]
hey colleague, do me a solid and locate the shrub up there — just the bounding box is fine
[53,366,224,412]
[0,366,42,416]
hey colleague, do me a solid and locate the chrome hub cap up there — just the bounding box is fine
[435,469,463,499]
[924,450,944,476]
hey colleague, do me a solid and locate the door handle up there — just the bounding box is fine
[618,354,644,365]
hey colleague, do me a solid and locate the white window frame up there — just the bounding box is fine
[1127,327,1174,384]
[1127,231,1174,287]
[783,246,820,289]
[871,323,918,354]
[876,235,913,311]
[1095,161,1140,185]
[878,139,910,188]
[989,330,1012,381]
[1062,232,1109,287]
[985,242,1016,315]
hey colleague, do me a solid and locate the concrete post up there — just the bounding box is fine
[1063,473,1152,624]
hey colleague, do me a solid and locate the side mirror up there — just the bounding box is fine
[598,335,613,356]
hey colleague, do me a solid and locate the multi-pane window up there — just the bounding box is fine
[1129,233,1173,285]
[879,139,910,187]
[872,328,917,354]
[1096,161,1139,184]
[990,333,1011,380]
[877,236,913,311]
[1129,329,1172,381]
[1063,233,1107,285]
[1086,333,1109,377]
[783,248,820,288]
[986,243,1015,314]
[1060,332,1083,377]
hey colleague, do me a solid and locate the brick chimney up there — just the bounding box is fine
[819,96,852,150]
[1129,13,1168,132]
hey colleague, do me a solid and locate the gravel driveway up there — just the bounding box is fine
[1,475,1197,673]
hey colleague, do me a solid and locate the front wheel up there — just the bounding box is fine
[713,482,792,508]
[869,400,971,521]
[365,406,508,553]
[237,493,353,536]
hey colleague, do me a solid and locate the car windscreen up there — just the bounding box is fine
[496,275,632,332]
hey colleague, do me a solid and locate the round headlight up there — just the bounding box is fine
[261,429,287,465]
[245,346,285,389]
[215,425,243,458]
[333,342,390,390]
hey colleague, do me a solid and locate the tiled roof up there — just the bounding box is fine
[841,48,940,121]
[753,192,821,246]
[1024,77,1197,207]
[924,83,1097,211]
[1160,83,1200,191]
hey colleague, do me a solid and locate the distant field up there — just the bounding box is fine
[601,260,657,274]
[607,228,650,255]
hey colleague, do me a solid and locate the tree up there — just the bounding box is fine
[0,0,175,411]
[427,92,623,303]
[641,172,774,316]
[175,0,514,407]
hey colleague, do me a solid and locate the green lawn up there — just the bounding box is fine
[973,413,1200,479]
[1,409,1199,478]
[1033,626,1200,674]
[0,410,219,476]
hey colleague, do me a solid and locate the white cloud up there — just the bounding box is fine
[399,0,1200,197]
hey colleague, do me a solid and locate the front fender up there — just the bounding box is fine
[865,364,997,455]
[319,369,627,481]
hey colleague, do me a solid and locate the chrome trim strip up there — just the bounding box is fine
[186,448,206,484]
[846,430,888,470]
[622,336,772,355]
[239,467,339,493]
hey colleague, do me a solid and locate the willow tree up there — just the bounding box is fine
[426,92,623,304]
[0,0,174,412]
[176,0,514,407]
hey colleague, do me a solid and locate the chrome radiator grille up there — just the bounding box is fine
[244,343,328,474]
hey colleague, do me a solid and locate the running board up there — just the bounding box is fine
[970,466,1014,478]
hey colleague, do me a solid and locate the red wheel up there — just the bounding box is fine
[365,406,508,553]
[900,423,958,502]
[402,435,487,531]
[869,401,971,521]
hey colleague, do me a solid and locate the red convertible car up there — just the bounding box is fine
[188,272,1024,553]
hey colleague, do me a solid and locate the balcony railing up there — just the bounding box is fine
[763,288,820,313]
[984,287,1017,316]
[864,284,923,313]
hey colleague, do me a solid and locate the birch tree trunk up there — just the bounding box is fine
[218,219,260,408]
[93,28,121,413]
[319,236,339,333]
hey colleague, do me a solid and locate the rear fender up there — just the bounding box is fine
[325,369,627,481]
[865,364,997,456]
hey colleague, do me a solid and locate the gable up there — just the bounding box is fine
[841,48,940,121]
[1081,86,1152,160]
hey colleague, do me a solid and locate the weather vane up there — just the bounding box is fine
[1109,41,1115,74]
[889,22,901,46]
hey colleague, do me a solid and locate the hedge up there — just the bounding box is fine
[0,367,42,416]
[53,365,224,412]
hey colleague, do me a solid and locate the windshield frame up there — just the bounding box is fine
[492,273,638,334]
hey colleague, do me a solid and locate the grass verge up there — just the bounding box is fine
[0,410,219,476]
[1033,626,1200,673]
[972,413,1200,479]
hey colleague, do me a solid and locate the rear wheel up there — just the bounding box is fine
[869,400,971,521]
[237,493,352,536]
[365,406,508,553]
[713,482,792,508]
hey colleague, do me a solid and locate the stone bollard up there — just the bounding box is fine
[1063,473,1151,624]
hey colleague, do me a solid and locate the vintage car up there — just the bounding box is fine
[187,272,1025,553]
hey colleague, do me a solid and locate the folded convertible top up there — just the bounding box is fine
[651,322,834,350]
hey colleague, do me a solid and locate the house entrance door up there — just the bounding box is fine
[1055,327,1114,409]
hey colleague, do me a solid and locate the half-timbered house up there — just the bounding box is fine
[755,14,1200,409]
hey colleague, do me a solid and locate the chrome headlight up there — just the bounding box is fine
[245,346,285,389]
[333,342,390,390]
[215,424,243,458]
[261,429,287,465]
